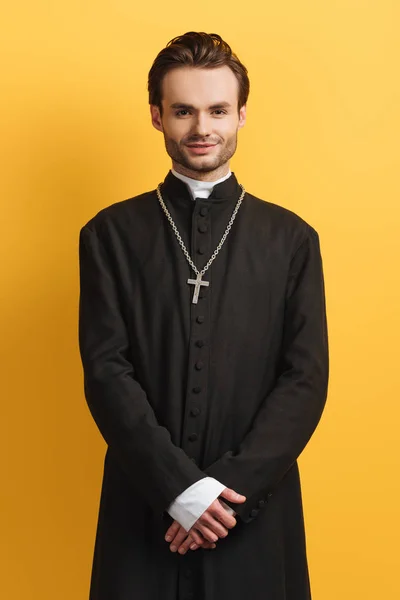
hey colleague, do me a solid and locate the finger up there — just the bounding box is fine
[165,520,181,543]
[187,527,204,546]
[195,521,220,543]
[169,526,189,552]
[177,535,195,555]
[219,487,246,504]
[218,498,237,517]
[190,539,216,551]
[189,527,216,549]
[210,500,237,529]
[198,511,229,539]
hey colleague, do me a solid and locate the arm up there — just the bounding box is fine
[78,224,207,516]
[203,226,329,522]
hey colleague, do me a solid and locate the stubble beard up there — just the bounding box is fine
[163,133,238,174]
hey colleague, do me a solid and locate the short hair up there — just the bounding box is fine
[148,31,250,117]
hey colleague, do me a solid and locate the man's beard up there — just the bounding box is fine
[163,133,238,173]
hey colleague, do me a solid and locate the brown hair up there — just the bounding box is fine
[148,32,250,117]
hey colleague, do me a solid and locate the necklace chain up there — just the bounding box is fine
[156,182,246,278]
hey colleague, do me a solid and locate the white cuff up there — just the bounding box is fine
[166,477,227,532]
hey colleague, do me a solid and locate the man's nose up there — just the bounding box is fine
[192,113,212,138]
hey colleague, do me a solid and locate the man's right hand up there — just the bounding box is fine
[165,487,246,552]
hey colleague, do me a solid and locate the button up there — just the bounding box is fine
[258,500,266,508]
[198,224,208,233]
[200,206,209,216]
[185,568,193,578]
[190,407,201,416]
[188,433,198,442]
[196,316,205,324]
[195,360,204,370]
[197,245,207,255]
[195,339,205,347]
[249,509,259,518]
[192,386,202,393]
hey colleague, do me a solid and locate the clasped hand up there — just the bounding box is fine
[164,487,246,554]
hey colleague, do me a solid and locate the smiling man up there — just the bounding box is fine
[156,66,243,179]
[78,31,329,600]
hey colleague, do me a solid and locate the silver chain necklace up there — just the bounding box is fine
[156,181,246,304]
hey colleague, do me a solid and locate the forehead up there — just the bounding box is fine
[161,66,239,107]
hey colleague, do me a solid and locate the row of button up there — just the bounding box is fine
[185,203,209,466]
[197,205,209,255]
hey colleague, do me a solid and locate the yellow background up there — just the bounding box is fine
[1,2,399,598]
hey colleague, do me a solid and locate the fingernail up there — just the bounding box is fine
[190,543,197,550]
[165,535,172,542]
[170,545,177,552]
[179,547,186,554]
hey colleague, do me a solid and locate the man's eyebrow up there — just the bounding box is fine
[170,102,232,109]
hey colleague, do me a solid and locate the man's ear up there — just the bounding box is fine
[238,104,247,130]
[150,105,163,132]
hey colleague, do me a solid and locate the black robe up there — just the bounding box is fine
[78,170,329,600]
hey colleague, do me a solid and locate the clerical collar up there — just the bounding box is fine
[171,168,232,201]
[160,168,242,205]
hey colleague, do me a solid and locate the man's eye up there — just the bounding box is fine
[175,110,227,116]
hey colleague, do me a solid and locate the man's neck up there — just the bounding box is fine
[171,162,230,183]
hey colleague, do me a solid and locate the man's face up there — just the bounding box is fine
[150,66,246,178]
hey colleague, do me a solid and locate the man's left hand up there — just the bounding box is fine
[165,520,216,554]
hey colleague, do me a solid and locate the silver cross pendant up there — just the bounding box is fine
[187,273,210,304]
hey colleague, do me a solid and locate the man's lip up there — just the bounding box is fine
[186,143,217,147]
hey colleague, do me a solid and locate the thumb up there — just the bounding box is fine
[220,487,246,503]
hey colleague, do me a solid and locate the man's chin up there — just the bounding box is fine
[180,155,221,173]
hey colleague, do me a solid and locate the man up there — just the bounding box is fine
[78,31,329,600]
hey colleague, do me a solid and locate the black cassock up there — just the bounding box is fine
[78,170,329,600]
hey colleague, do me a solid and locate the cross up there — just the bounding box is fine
[187,273,210,304]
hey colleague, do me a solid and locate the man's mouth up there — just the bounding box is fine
[186,143,218,154]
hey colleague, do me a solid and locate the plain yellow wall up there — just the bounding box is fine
[1,2,399,599]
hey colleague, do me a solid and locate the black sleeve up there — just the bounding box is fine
[204,226,329,522]
[78,224,207,516]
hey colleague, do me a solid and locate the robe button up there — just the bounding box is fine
[188,433,198,442]
[198,223,208,233]
[195,360,204,370]
[200,206,209,216]
[190,407,201,417]
[192,386,202,393]
[250,509,259,518]
[197,245,206,255]
[196,339,205,347]
[185,568,193,578]
[196,316,205,324]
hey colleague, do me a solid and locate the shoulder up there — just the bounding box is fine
[243,191,320,256]
[79,189,160,239]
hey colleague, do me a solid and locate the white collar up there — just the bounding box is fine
[171,168,232,200]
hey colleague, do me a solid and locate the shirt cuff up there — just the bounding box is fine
[166,477,227,531]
